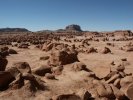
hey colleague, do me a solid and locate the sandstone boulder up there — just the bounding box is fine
[102,47,111,54]
[51,65,63,75]
[12,62,31,73]
[116,64,125,72]
[32,65,52,76]
[110,84,126,100]
[8,49,17,54]
[126,83,133,100]
[40,56,49,60]
[93,80,108,97]
[49,49,79,66]
[120,76,133,95]
[45,73,55,79]
[72,62,90,72]
[87,47,97,53]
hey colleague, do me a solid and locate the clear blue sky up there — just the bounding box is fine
[0,0,133,31]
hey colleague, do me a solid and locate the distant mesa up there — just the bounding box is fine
[65,24,82,32]
[0,28,29,32]
[39,24,82,33]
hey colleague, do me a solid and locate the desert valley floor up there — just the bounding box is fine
[0,31,133,100]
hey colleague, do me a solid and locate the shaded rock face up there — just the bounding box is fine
[0,72,14,90]
[0,46,9,58]
[65,24,82,32]
[0,56,8,71]
[55,94,81,100]
[8,49,17,54]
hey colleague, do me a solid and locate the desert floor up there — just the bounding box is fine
[0,36,133,100]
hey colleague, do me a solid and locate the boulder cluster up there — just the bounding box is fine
[0,61,45,91]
